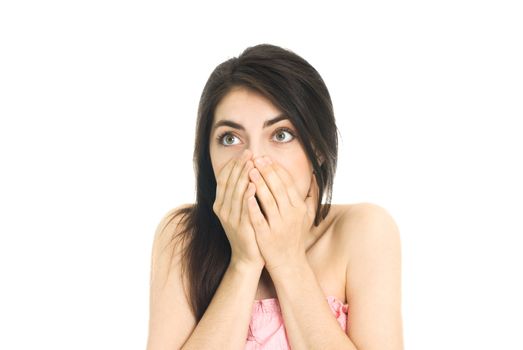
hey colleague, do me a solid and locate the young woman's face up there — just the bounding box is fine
[209,87,314,201]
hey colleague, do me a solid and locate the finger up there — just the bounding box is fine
[241,181,256,224]
[229,159,254,224]
[265,158,303,208]
[214,156,238,213]
[247,190,271,236]
[222,150,252,218]
[253,156,291,212]
[249,166,280,226]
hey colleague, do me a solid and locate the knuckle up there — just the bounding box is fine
[219,209,229,221]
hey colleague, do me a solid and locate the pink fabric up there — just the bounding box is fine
[245,295,349,349]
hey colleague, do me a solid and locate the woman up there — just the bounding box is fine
[147,44,403,349]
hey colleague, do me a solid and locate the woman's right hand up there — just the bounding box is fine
[213,149,265,271]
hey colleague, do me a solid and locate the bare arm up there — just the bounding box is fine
[271,203,404,350]
[269,257,358,350]
[146,205,263,350]
[343,203,404,350]
[181,260,262,349]
[149,152,264,349]
[181,151,268,349]
[147,206,196,350]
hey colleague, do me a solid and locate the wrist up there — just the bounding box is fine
[266,254,309,280]
[229,258,264,275]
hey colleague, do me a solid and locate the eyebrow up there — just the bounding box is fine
[212,113,289,132]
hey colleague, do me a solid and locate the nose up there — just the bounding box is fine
[246,145,267,163]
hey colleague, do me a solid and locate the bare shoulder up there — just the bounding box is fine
[150,202,194,294]
[331,202,402,277]
[154,203,194,241]
[333,203,404,348]
[333,202,401,248]
[147,203,196,350]
[152,204,194,259]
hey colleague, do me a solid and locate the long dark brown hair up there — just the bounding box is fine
[162,43,340,321]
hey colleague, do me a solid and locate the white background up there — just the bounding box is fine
[1,1,522,349]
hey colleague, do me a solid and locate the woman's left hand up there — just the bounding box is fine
[247,155,319,273]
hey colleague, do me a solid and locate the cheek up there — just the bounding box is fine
[210,145,244,179]
[212,160,226,179]
[210,148,227,178]
[212,156,240,180]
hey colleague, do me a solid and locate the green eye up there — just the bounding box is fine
[216,132,240,146]
[273,128,296,142]
[216,127,297,147]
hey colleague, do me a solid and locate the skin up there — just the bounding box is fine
[206,86,404,348]
[209,86,314,205]
[146,88,403,350]
[209,86,329,262]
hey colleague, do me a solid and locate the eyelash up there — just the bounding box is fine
[216,127,297,146]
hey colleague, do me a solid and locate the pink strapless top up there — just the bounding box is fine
[245,295,349,349]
